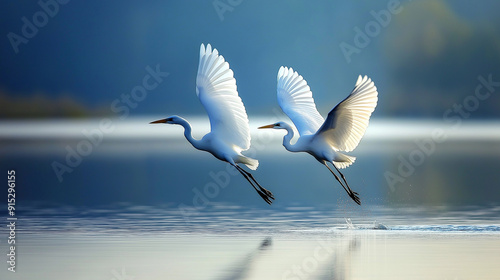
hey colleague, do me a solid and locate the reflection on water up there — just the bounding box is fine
[1,202,500,279]
[214,237,272,280]
[1,119,500,279]
[1,204,499,280]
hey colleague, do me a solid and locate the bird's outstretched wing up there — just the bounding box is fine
[277,67,325,136]
[196,44,251,150]
[315,75,378,152]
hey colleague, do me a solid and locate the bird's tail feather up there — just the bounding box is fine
[238,155,259,170]
[333,154,356,169]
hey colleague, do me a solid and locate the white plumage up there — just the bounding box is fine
[277,66,324,136]
[316,74,378,152]
[196,44,251,151]
[260,66,378,205]
[151,44,274,204]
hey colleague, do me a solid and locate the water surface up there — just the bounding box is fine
[1,119,499,279]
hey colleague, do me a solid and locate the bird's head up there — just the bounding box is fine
[258,121,288,130]
[149,115,183,125]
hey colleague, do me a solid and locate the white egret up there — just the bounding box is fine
[259,67,378,205]
[150,44,274,204]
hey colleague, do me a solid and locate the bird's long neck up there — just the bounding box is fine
[177,118,204,150]
[282,125,300,152]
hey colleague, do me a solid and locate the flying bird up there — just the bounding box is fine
[150,44,274,204]
[259,67,378,205]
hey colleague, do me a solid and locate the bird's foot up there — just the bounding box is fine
[350,192,361,205]
[260,187,275,200]
[258,191,273,205]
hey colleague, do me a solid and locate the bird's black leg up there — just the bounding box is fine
[323,162,350,195]
[332,164,358,196]
[236,166,275,200]
[324,162,360,205]
[234,165,273,205]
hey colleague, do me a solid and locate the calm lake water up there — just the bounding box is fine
[1,118,500,279]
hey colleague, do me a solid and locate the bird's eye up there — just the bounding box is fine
[276,123,280,127]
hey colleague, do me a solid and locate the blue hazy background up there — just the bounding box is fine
[1,0,500,118]
[3,3,500,280]
[1,0,500,208]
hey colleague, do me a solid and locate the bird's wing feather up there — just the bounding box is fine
[277,66,324,136]
[196,44,251,150]
[315,75,378,152]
